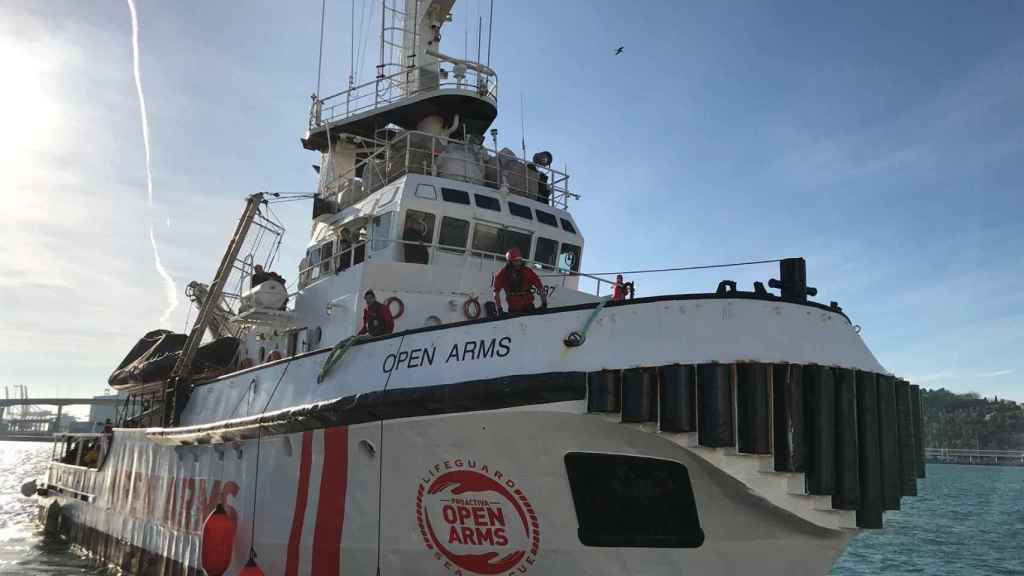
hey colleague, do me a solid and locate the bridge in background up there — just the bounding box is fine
[926,447,1024,467]
[0,387,121,441]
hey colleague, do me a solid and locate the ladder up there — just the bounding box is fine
[163,193,265,426]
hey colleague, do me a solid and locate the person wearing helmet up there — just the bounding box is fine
[493,247,547,314]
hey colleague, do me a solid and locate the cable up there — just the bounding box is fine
[546,258,786,278]
[247,358,292,557]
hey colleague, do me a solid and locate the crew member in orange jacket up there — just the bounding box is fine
[493,247,547,314]
[358,290,395,336]
[611,274,627,301]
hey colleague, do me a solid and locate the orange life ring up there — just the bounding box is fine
[463,297,481,320]
[385,296,405,319]
[267,350,283,362]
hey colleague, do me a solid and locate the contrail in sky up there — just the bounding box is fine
[127,0,178,326]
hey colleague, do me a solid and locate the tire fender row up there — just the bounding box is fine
[586,363,924,529]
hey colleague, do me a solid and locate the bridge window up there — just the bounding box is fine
[560,243,581,272]
[371,211,394,252]
[319,241,334,273]
[308,247,321,280]
[473,223,532,258]
[441,187,470,205]
[508,201,533,220]
[438,216,470,253]
[474,194,501,211]
[415,183,437,200]
[472,222,501,254]
[503,229,532,260]
[534,237,559,268]
[403,210,436,264]
[560,218,577,234]
[536,209,558,227]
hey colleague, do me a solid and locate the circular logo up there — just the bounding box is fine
[416,461,540,575]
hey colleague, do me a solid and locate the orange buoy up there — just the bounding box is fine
[238,557,266,576]
[200,503,236,576]
[463,297,481,319]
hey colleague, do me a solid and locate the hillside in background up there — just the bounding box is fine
[922,388,1024,450]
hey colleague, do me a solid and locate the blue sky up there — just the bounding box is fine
[1,0,1021,402]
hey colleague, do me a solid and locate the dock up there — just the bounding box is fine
[925,447,1024,467]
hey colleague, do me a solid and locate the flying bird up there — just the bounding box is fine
[614,46,624,55]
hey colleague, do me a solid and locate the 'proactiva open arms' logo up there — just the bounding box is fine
[416,460,540,575]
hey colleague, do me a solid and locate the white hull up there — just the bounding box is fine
[41,296,912,575]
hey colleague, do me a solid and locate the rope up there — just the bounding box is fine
[543,258,785,278]
[319,335,361,383]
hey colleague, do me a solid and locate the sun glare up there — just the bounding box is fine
[0,37,63,179]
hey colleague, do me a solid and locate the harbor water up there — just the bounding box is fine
[0,441,1020,575]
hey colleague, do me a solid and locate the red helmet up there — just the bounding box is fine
[505,247,523,263]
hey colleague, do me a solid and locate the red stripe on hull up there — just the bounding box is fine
[312,426,349,576]
[285,431,315,576]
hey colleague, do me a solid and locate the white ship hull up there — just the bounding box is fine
[40,296,918,575]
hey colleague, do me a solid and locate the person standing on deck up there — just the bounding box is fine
[612,274,627,301]
[493,247,547,314]
[358,290,395,336]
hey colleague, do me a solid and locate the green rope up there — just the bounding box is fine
[318,335,360,383]
[564,296,612,347]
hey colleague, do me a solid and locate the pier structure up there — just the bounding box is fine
[0,386,121,441]
[925,447,1024,466]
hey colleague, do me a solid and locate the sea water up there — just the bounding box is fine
[0,441,1021,575]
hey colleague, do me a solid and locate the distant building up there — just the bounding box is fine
[88,393,122,431]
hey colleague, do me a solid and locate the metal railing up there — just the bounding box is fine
[318,129,575,211]
[309,60,498,131]
[295,236,586,293]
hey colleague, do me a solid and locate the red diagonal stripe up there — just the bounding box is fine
[312,426,349,576]
[285,431,314,576]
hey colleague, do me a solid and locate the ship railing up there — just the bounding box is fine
[319,129,574,212]
[295,236,585,293]
[45,433,110,499]
[310,60,498,131]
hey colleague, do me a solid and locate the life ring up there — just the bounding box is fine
[239,357,254,370]
[463,297,481,319]
[267,350,283,362]
[385,296,405,319]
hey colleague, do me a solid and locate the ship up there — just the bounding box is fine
[30,1,926,574]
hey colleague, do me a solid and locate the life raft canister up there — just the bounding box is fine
[463,296,481,319]
[385,296,405,319]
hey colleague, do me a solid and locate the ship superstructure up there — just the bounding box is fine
[32,3,925,575]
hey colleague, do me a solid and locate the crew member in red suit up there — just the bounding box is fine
[358,290,395,336]
[493,247,547,314]
[611,274,627,301]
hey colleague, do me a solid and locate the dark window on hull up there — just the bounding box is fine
[439,217,470,253]
[536,209,558,227]
[564,452,704,548]
[508,201,533,220]
[560,243,581,272]
[560,218,577,234]
[534,237,558,267]
[474,194,501,211]
[441,187,470,205]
